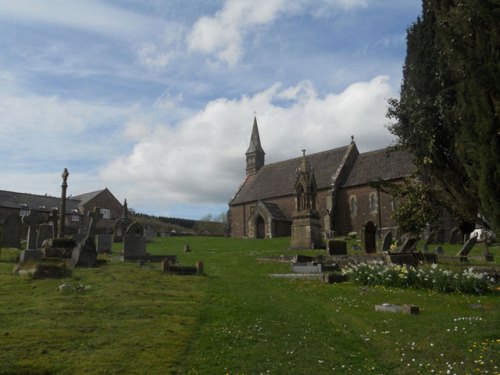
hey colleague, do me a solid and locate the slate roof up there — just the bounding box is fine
[230,146,350,205]
[342,149,414,187]
[261,201,289,221]
[72,189,105,207]
[0,190,80,213]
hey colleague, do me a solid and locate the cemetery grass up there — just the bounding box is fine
[0,238,498,374]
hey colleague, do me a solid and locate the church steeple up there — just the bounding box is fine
[245,117,265,176]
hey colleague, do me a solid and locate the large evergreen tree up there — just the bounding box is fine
[388,0,500,238]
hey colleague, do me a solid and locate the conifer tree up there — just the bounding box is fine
[388,0,499,238]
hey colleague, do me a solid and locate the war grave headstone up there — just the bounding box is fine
[1,213,21,248]
[457,236,477,261]
[19,211,45,263]
[36,223,54,249]
[327,240,347,255]
[71,208,102,267]
[123,222,147,260]
[362,221,377,254]
[381,231,393,252]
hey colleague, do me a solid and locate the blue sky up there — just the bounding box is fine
[0,0,422,219]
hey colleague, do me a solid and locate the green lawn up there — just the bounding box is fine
[1,237,499,374]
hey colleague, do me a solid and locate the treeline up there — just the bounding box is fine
[133,212,227,236]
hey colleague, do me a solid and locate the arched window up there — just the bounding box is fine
[350,195,357,217]
[369,192,378,214]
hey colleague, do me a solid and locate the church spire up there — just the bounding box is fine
[245,117,265,176]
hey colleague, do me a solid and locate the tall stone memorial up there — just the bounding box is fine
[58,168,69,238]
[290,150,323,249]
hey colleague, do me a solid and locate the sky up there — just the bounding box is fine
[0,0,422,219]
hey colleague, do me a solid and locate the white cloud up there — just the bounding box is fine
[0,0,159,40]
[187,0,285,66]
[100,75,396,212]
[136,23,186,69]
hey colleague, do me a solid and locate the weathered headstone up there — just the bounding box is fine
[1,214,21,248]
[36,223,54,249]
[381,231,393,252]
[457,236,477,260]
[95,234,113,253]
[362,221,377,253]
[123,222,147,260]
[71,207,102,267]
[184,244,191,253]
[327,240,347,255]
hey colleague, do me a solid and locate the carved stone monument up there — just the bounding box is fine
[290,150,323,249]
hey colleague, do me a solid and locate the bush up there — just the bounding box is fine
[341,261,495,295]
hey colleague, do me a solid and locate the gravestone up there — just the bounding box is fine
[398,237,418,253]
[184,244,191,253]
[457,236,477,260]
[123,222,147,260]
[327,240,347,255]
[71,208,101,267]
[96,234,113,253]
[362,221,377,254]
[144,225,156,242]
[448,227,461,244]
[422,232,434,253]
[36,223,54,249]
[381,231,393,252]
[19,211,45,263]
[1,214,21,248]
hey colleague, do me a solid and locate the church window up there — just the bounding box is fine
[349,196,357,217]
[100,208,111,220]
[369,192,378,214]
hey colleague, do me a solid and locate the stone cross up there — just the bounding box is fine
[57,168,69,238]
[22,211,45,250]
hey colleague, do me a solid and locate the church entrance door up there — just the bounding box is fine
[256,216,266,238]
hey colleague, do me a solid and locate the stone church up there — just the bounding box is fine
[228,118,415,239]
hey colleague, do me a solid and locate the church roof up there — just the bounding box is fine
[72,189,105,207]
[341,149,414,187]
[230,145,350,205]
